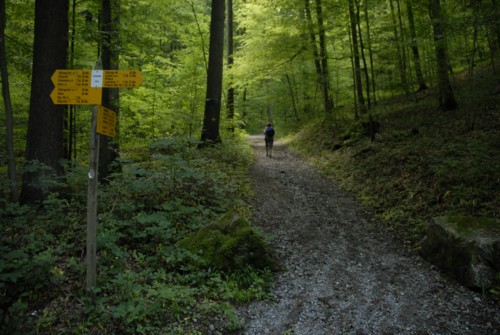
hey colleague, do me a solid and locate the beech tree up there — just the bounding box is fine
[406,0,427,91]
[201,0,225,144]
[227,0,235,132]
[305,0,333,114]
[315,0,334,113]
[99,0,120,180]
[20,0,69,203]
[0,0,18,201]
[429,0,457,111]
[349,0,366,117]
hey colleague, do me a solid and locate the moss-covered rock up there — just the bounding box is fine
[420,216,500,290]
[177,214,278,273]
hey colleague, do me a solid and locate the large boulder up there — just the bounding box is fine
[420,216,500,290]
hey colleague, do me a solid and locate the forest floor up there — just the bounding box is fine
[236,135,500,335]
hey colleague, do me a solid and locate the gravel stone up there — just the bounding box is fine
[236,136,500,335]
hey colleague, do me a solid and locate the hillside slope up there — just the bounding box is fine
[289,67,500,245]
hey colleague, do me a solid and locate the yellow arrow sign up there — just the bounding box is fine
[50,69,141,104]
[102,70,142,88]
[51,70,93,87]
[50,86,102,105]
[96,106,117,137]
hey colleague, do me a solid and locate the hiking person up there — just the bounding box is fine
[264,122,275,158]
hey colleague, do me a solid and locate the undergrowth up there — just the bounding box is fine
[0,136,274,334]
[289,69,500,246]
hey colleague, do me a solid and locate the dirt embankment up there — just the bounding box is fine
[237,135,500,335]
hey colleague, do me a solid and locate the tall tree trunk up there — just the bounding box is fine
[315,0,334,113]
[20,0,69,203]
[349,0,366,116]
[492,0,500,51]
[99,0,120,181]
[396,0,409,93]
[304,0,323,106]
[68,0,77,161]
[389,0,408,95]
[406,0,427,91]
[356,0,371,110]
[286,73,300,121]
[363,0,377,105]
[0,0,19,202]
[429,0,458,111]
[226,0,235,132]
[200,0,225,144]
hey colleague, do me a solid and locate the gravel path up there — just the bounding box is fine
[237,135,500,335]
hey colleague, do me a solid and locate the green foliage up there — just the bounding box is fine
[1,138,272,334]
[178,214,278,273]
[290,70,500,245]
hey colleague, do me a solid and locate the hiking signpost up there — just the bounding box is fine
[50,67,142,295]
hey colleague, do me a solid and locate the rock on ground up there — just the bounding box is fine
[420,216,500,290]
[236,135,500,335]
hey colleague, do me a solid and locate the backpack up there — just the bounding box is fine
[265,126,275,138]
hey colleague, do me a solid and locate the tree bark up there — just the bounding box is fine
[363,0,377,105]
[406,0,427,91]
[389,0,409,95]
[200,0,225,144]
[286,73,300,121]
[349,0,366,116]
[227,0,235,132]
[429,0,457,111]
[20,0,69,203]
[68,0,77,161]
[99,0,120,181]
[356,0,371,110]
[315,0,334,113]
[0,0,19,202]
[304,0,323,103]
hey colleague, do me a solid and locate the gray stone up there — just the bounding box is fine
[420,216,500,289]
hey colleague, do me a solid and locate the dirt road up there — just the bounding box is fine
[237,135,499,335]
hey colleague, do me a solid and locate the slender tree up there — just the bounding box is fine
[356,0,371,110]
[429,0,457,111]
[20,0,69,203]
[363,0,377,105]
[285,73,300,121]
[227,0,235,132]
[315,0,334,113]
[349,0,366,116]
[99,0,121,180]
[389,0,409,94]
[0,0,18,201]
[406,1,427,91]
[67,0,77,161]
[304,0,323,101]
[200,0,225,144]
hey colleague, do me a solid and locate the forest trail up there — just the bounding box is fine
[237,135,500,335]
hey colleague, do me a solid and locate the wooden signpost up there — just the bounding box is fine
[50,67,142,295]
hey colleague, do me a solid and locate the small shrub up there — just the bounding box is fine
[177,214,278,273]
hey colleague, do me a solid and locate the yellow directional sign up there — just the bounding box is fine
[102,70,142,88]
[51,70,93,87]
[50,86,102,105]
[96,106,117,137]
[50,69,142,104]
